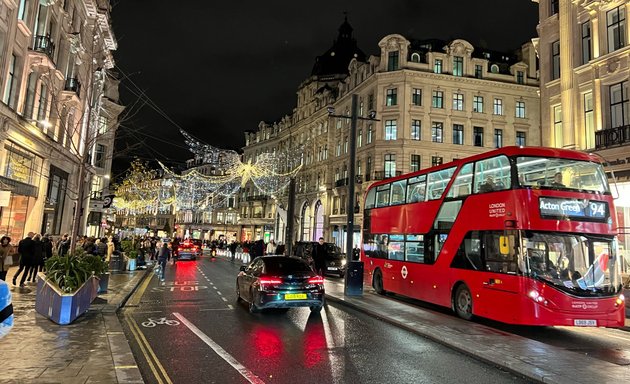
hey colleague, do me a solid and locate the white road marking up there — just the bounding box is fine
[227,304,234,310]
[173,312,265,384]
[217,291,222,296]
[221,297,228,302]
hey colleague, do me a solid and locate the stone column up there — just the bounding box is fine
[559,0,576,148]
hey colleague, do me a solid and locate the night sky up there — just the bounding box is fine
[110,0,539,177]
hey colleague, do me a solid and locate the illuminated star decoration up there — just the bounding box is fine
[158,129,303,210]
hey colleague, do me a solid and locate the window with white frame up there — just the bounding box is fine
[516,131,526,147]
[432,122,443,143]
[410,154,421,172]
[610,81,629,128]
[453,56,463,76]
[493,98,503,115]
[516,101,526,118]
[384,154,396,178]
[412,88,422,106]
[494,129,503,148]
[411,120,421,140]
[367,124,373,144]
[357,128,363,147]
[554,105,563,147]
[473,95,483,113]
[386,88,397,106]
[432,90,443,108]
[607,6,626,53]
[552,40,560,80]
[584,92,594,149]
[434,59,442,74]
[385,120,397,140]
[452,124,464,145]
[453,93,464,111]
[582,21,592,65]
[473,126,484,147]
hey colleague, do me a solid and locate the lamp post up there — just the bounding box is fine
[328,94,378,296]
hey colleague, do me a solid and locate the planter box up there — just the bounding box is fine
[97,273,109,294]
[127,258,137,271]
[35,273,99,325]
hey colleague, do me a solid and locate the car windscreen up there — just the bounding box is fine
[325,243,343,260]
[264,258,312,275]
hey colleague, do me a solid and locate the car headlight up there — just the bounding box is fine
[341,259,347,266]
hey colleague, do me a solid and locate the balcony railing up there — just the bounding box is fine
[246,195,268,202]
[372,171,402,180]
[335,178,348,187]
[33,35,55,60]
[595,125,630,149]
[64,78,81,97]
[90,191,103,200]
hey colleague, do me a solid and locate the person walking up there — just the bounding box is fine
[266,240,277,255]
[57,233,71,256]
[13,232,35,287]
[96,237,108,261]
[27,234,43,284]
[0,236,13,281]
[41,234,53,270]
[312,237,329,278]
[157,242,170,282]
[107,236,115,262]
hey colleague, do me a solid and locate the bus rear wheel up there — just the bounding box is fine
[373,269,386,295]
[454,284,473,320]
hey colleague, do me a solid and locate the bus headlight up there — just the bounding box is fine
[528,290,548,306]
[615,294,625,307]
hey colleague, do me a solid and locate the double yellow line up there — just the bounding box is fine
[125,311,173,384]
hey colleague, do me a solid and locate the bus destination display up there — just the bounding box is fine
[539,197,608,220]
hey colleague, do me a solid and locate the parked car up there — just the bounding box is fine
[294,241,347,277]
[174,239,201,260]
[236,256,325,313]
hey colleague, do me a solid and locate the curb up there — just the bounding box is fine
[106,270,152,383]
[324,293,552,384]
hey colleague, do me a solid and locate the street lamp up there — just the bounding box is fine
[328,94,379,296]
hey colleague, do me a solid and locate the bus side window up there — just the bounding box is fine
[451,231,483,270]
[406,175,426,203]
[484,233,517,274]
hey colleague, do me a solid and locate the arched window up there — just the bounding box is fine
[490,64,500,74]
[410,52,421,63]
[300,202,312,241]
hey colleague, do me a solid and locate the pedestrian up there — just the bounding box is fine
[229,241,238,262]
[266,240,277,255]
[27,234,43,284]
[157,242,170,281]
[13,232,35,287]
[0,236,13,281]
[107,236,115,262]
[275,242,285,256]
[96,237,108,261]
[42,234,53,269]
[312,237,329,277]
[57,233,70,256]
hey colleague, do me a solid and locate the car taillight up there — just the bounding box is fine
[308,276,324,285]
[259,278,282,289]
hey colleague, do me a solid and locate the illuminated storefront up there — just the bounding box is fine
[0,142,42,241]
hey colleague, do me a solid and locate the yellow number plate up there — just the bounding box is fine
[285,293,307,300]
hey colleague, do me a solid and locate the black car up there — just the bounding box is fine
[174,239,200,260]
[236,256,325,313]
[294,241,347,277]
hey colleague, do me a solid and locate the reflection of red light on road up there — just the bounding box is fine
[303,322,326,368]
[254,328,282,358]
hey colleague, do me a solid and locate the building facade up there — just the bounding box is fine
[533,0,629,263]
[241,20,541,250]
[0,0,122,241]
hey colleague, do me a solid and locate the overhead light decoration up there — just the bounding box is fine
[157,129,304,211]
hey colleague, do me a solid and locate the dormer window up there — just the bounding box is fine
[490,64,499,73]
[388,51,399,71]
[410,53,421,63]
[453,56,463,76]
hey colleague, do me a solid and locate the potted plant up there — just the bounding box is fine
[35,252,100,325]
[82,254,109,293]
[121,240,138,271]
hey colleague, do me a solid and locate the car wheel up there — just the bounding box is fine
[454,284,473,320]
[373,269,386,295]
[248,289,260,313]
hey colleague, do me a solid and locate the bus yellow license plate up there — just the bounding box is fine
[285,293,307,300]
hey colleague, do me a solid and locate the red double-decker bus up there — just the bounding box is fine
[362,146,625,327]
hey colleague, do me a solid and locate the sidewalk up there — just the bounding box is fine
[324,279,630,384]
[0,266,147,384]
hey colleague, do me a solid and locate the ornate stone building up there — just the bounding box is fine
[0,0,123,240]
[241,19,541,249]
[533,0,629,264]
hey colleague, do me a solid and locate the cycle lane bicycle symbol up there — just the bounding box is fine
[141,317,181,328]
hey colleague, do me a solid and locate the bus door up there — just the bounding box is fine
[477,232,521,321]
[383,234,405,293]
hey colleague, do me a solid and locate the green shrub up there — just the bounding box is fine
[44,255,92,293]
[81,255,108,276]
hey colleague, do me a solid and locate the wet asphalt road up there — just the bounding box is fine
[120,255,530,384]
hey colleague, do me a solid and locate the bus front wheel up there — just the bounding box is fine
[373,269,386,295]
[454,284,473,320]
